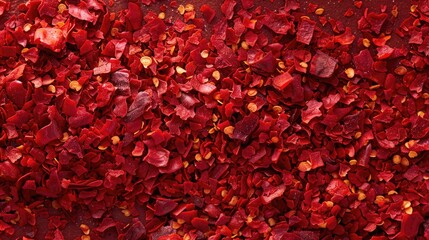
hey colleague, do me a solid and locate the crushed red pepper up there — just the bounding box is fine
[0,0,429,239]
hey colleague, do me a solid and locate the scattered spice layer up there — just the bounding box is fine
[1,0,429,239]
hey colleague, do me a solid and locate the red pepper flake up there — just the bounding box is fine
[302,100,323,124]
[1,0,428,239]
[191,217,210,232]
[398,212,424,239]
[326,179,350,199]
[272,72,293,90]
[231,113,259,141]
[144,146,170,168]
[0,161,21,181]
[354,1,363,8]
[200,4,216,23]
[0,1,10,16]
[68,2,98,24]
[334,27,355,45]
[297,18,316,45]
[34,28,65,52]
[309,51,338,78]
[154,199,179,216]
[344,8,354,17]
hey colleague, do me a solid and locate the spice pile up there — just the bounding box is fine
[1,0,429,239]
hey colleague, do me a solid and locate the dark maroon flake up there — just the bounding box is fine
[232,113,259,141]
[297,18,316,45]
[309,51,338,78]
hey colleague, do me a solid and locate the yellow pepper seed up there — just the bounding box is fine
[152,77,160,88]
[47,85,56,93]
[394,66,407,75]
[111,136,120,145]
[401,157,410,166]
[358,191,366,201]
[158,12,165,20]
[315,8,325,15]
[176,66,187,75]
[223,126,235,136]
[298,161,312,172]
[354,131,362,139]
[69,81,82,91]
[229,196,238,206]
[58,3,67,14]
[183,161,189,168]
[200,50,209,58]
[271,136,279,143]
[24,24,32,32]
[204,152,212,160]
[362,38,371,47]
[408,151,418,158]
[272,105,282,113]
[393,155,401,165]
[172,221,181,229]
[80,224,90,235]
[349,159,357,165]
[247,89,257,97]
[122,209,131,217]
[325,201,334,208]
[402,200,411,209]
[388,190,398,195]
[178,5,185,15]
[405,207,413,214]
[268,218,276,226]
[185,4,194,12]
[247,103,258,112]
[345,68,355,78]
[98,145,108,151]
[140,56,152,68]
[212,70,221,80]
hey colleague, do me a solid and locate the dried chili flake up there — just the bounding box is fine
[200,4,216,23]
[126,2,143,30]
[248,51,277,75]
[326,179,350,199]
[334,27,356,45]
[34,28,65,52]
[220,0,236,20]
[125,91,152,122]
[302,100,323,124]
[272,72,293,90]
[154,199,178,216]
[398,212,424,239]
[353,49,374,79]
[1,0,428,239]
[231,113,259,141]
[144,146,170,168]
[0,0,10,16]
[263,12,293,35]
[309,51,338,78]
[68,2,98,23]
[297,18,316,45]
